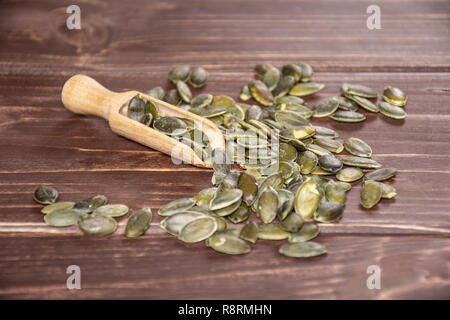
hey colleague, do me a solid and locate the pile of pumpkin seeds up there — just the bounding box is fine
[33,186,152,237]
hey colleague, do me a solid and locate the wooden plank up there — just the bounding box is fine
[0,233,448,299]
[0,0,449,71]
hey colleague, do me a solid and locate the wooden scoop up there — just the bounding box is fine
[61,74,225,168]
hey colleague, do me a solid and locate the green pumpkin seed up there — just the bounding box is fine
[337,96,359,111]
[41,201,75,214]
[314,200,344,223]
[189,67,208,88]
[381,183,397,199]
[263,67,281,91]
[78,214,117,236]
[191,94,213,109]
[239,221,258,243]
[238,172,258,206]
[211,148,231,185]
[272,75,296,99]
[340,156,382,168]
[275,95,306,105]
[245,105,264,122]
[314,137,343,153]
[383,86,407,107]
[257,187,279,224]
[341,83,377,98]
[33,186,59,205]
[168,65,190,84]
[146,87,165,100]
[228,202,250,223]
[210,189,243,211]
[279,143,298,162]
[325,181,346,205]
[74,195,108,212]
[330,110,366,123]
[248,80,274,106]
[212,215,228,231]
[336,167,364,182]
[345,94,379,113]
[127,94,151,124]
[158,197,196,216]
[207,231,251,254]
[297,62,313,82]
[279,241,327,258]
[125,207,152,238]
[93,204,129,217]
[336,181,352,192]
[160,211,204,236]
[44,208,87,227]
[268,102,313,119]
[280,212,303,232]
[312,97,340,118]
[306,144,331,157]
[258,223,289,240]
[153,116,187,136]
[294,177,321,219]
[254,63,274,78]
[318,154,343,173]
[289,82,325,97]
[288,222,320,243]
[297,151,318,174]
[282,64,303,82]
[163,89,182,106]
[219,172,241,191]
[179,216,217,243]
[377,101,407,120]
[344,137,372,158]
[360,180,382,209]
[190,105,227,118]
[364,167,397,181]
[277,189,295,220]
[175,80,192,103]
[311,126,339,139]
[215,197,242,216]
[240,85,252,101]
[274,110,310,128]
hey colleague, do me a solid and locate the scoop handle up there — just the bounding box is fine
[61,74,117,120]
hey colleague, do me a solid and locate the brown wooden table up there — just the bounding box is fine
[0,0,449,299]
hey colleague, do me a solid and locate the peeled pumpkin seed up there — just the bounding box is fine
[280,212,303,233]
[210,189,243,211]
[228,203,250,223]
[312,97,340,118]
[44,208,86,227]
[189,67,208,88]
[314,137,344,153]
[336,167,364,182]
[153,116,187,136]
[213,215,228,231]
[240,85,252,101]
[268,102,313,119]
[74,195,108,212]
[211,148,231,185]
[344,137,372,158]
[190,105,226,118]
[318,154,343,173]
[245,105,264,122]
[311,167,334,176]
[377,101,407,120]
[160,211,204,236]
[34,186,59,205]
[93,204,129,217]
[179,216,217,243]
[258,223,289,240]
[336,181,352,192]
[125,208,152,238]
[381,183,397,199]
[146,86,165,100]
[341,83,377,98]
[330,110,366,123]
[289,82,325,96]
[248,80,274,106]
[263,67,281,91]
[306,144,331,157]
[158,197,196,216]
[41,201,75,214]
[288,222,320,243]
[340,156,382,169]
[297,151,318,174]
[277,189,295,220]
[254,63,274,78]
[275,95,306,105]
[337,96,359,112]
[360,180,382,209]
[163,89,182,106]
[294,177,321,219]
[176,80,192,103]
[274,110,310,128]
[239,221,258,243]
[383,86,407,107]
[257,187,279,224]
[272,75,296,98]
[207,231,251,254]
[191,93,213,108]
[325,181,346,205]
[364,167,397,181]
[345,94,379,113]
[215,197,242,216]
[279,241,327,258]
[169,65,190,83]
[78,214,117,236]
[314,200,344,223]
[127,94,151,124]
[297,62,313,82]
[220,171,241,190]
[282,64,303,82]
[279,143,298,162]
[238,172,258,206]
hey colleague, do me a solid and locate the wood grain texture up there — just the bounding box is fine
[0,0,449,299]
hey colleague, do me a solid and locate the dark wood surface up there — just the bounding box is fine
[0,0,449,299]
